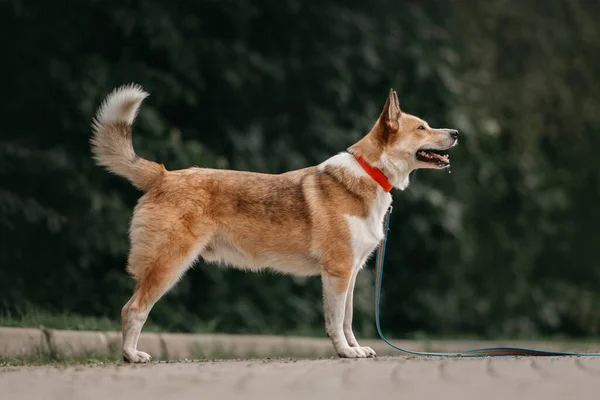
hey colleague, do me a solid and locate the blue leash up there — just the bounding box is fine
[374,206,600,357]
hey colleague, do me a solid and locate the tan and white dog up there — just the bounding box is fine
[90,84,458,362]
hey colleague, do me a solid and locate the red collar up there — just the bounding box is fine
[350,151,393,192]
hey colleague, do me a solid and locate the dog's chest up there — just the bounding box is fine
[345,192,392,268]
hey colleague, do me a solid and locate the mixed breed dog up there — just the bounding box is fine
[91,84,458,362]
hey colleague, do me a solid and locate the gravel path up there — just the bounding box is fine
[3,356,600,400]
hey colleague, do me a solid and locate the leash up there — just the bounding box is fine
[374,206,600,357]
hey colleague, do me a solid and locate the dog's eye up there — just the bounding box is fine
[417,125,425,130]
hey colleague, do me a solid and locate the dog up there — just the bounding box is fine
[90,84,458,362]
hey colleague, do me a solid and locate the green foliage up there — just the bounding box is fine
[1,0,599,338]
[0,303,165,332]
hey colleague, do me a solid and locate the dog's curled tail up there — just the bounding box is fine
[91,83,164,191]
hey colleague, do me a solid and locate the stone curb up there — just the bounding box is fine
[2,326,599,360]
[0,327,48,357]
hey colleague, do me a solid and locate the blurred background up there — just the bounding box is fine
[1,0,600,341]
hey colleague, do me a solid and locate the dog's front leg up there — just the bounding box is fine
[322,270,374,358]
[343,269,376,357]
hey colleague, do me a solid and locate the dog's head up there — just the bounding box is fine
[351,89,459,189]
[376,89,458,174]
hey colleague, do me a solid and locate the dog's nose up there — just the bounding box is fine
[448,129,459,139]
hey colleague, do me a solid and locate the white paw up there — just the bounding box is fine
[337,346,376,358]
[123,350,152,363]
[355,346,376,357]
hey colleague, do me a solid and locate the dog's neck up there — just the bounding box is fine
[347,150,393,192]
[317,151,393,236]
[348,135,411,191]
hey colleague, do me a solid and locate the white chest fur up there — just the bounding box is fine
[345,190,392,269]
[318,152,393,270]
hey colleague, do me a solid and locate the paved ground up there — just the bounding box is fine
[3,356,600,400]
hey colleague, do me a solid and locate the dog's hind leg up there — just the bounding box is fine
[121,221,213,363]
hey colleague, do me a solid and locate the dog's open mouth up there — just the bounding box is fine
[416,149,450,167]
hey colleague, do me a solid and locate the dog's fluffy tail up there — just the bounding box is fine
[91,84,164,191]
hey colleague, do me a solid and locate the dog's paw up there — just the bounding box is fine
[348,341,377,358]
[123,350,152,363]
[337,346,376,358]
[357,346,376,357]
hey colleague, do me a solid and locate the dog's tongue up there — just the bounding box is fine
[419,150,449,162]
[436,153,449,162]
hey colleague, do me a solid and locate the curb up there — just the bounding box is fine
[0,327,48,356]
[0,327,345,360]
[2,326,599,361]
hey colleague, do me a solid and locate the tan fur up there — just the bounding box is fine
[91,85,458,362]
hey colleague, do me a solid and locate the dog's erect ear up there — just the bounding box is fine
[392,90,401,113]
[381,88,401,131]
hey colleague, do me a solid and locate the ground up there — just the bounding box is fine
[3,356,600,399]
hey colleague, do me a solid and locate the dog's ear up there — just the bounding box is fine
[380,88,401,131]
[392,90,401,114]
